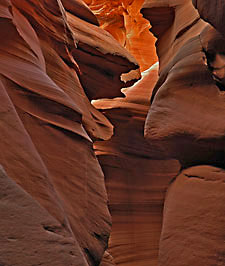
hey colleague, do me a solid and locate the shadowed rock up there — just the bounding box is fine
[0,165,88,266]
[143,0,225,168]
[142,0,225,265]
[0,0,140,264]
[192,0,225,37]
[94,64,180,265]
[159,166,225,266]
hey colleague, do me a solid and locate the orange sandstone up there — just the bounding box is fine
[84,0,158,71]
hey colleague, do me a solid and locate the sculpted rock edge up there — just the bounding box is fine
[0,0,140,265]
[142,0,225,265]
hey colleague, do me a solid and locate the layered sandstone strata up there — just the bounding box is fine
[0,0,140,265]
[93,64,181,265]
[192,0,225,37]
[143,0,225,168]
[142,0,225,265]
[84,0,158,71]
[1,0,225,265]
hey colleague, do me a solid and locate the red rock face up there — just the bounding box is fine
[143,0,225,168]
[84,0,158,71]
[192,0,225,37]
[1,0,225,265]
[159,166,225,266]
[142,0,225,265]
[0,166,89,266]
[93,64,181,265]
[0,0,140,265]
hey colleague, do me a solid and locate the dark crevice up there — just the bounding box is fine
[141,7,175,38]
[215,81,225,91]
[93,232,102,240]
[175,17,200,40]
[43,225,57,233]
[42,224,66,236]
[184,174,204,179]
[84,248,100,266]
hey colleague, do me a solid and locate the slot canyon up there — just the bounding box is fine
[0,0,224,265]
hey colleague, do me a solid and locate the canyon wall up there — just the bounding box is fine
[94,63,180,266]
[0,0,225,265]
[84,0,158,71]
[142,0,225,265]
[0,0,139,265]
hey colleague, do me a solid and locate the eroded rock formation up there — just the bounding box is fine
[159,166,225,266]
[1,0,225,265]
[0,0,140,265]
[93,64,181,265]
[142,0,225,265]
[84,0,158,71]
[143,0,225,168]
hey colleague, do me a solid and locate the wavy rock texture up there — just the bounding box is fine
[93,64,181,265]
[159,166,225,266]
[192,0,225,37]
[2,0,224,265]
[0,0,140,265]
[0,166,88,266]
[84,0,158,71]
[142,0,225,265]
[143,0,225,168]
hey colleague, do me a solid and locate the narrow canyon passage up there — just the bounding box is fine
[0,0,224,266]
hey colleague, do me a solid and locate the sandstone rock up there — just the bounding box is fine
[141,2,175,39]
[62,0,99,25]
[93,64,181,265]
[159,165,225,266]
[0,165,88,266]
[100,251,116,266]
[2,0,224,265]
[143,0,225,168]
[0,0,131,264]
[66,9,141,100]
[84,0,158,71]
[192,0,225,37]
[142,1,225,264]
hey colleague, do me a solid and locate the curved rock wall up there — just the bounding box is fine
[142,0,225,265]
[84,0,158,71]
[0,0,140,265]
[93,64,181,265]
[159,166,225,266]
[143,0,225,168]
[1,0,225,265]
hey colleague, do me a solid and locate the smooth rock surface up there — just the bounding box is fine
[142,1,225,265]
[94,64,181,265]
[84,0,158,71]
[192,0,225,37]
[0,0,140,264]
[159,165,225,266]
[0,166,88,266]
[143,0,225,168]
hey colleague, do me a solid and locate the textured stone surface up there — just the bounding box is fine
[84,0,158,71]
[143,0,225,168]
[1,0,225,265]
[66,10,140,100]
[192,0,225,37]
[141,1,225,265]
[0,166,88,266]
[94,64,181,265]
[159,165,225,266]
[0,0,141,265]
[62,0,99,25]
[100,251,116,266]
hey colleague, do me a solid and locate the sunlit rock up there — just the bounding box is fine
[84,0,158,71]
